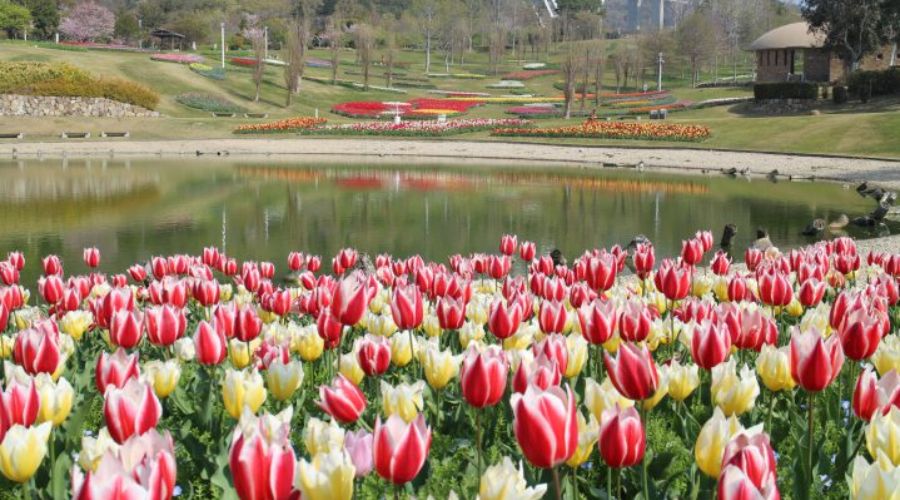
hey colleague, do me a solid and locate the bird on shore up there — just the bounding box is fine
[752,228,775,252]
[719,224,737,249]
[828,214,849,230]
[766,169,779,182]
[801,219,826,236]
[636,160,645,171]
[722,167,737,176]
[550,248,567,267]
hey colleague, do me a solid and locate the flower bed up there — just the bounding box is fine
[306,57,332,68]
[189,63,225,80]
[486,80,526,89]
[501,69,558,80]
[151,53,204,64]
[428,90,492,98]
[331,99,484,119]
[233,116,326,134]
[176,93,245,114]
[523,62,547,69]
[299,118,530,136]
[426,72,486,79]
[492,119,711,142]
[229,56,257,67]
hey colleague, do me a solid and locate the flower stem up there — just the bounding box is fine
[552,466,562,500]
[807,391,815,489]
[571,466,579,500]
[474,407,483,477]
[640,402,650,500]
[606,465,612,499]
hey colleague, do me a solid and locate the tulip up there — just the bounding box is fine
[422,344,462,390]
[633,243,655,280]
[109,310,143,349]
[618,299,652,342]
[381,380,425,423]
[38,275,64,304]
[265,358,304,401]
[711,360,759,416]
[873,335,900,376]
[654,259,690,302]
[519,241,537,262]
[718,464,780,500]
[866,406,900,466]
[436,296,466,330]
[41,255,61,276]
[293,325,325,362]
[344,429,373,477]
[95,348,140,393]
[720,428,778,493]
[318,374,367,424]
[338,350,365,386]
[297,449,356,500]
[577,299,618,345]
[373,413,432,485]
[83,247,101,268]
[143,359,181,399]
[499,234,517,256]
[798,279,826,307]
[695,407,744,478]
[59,310,92,341]
[103,379,162,444]
[304,417,346,455]
[0,263,18,287]
[584,377,634,423]
[487,299,523,340]
[358,334,391,376]
[509,383,578,470]
[35,373,74,426]
[538,300,567,334]
[755,344,795,392]
[566,412,599,468]
[228,338,256,369]
[478,456,547,500]
[667,359,700,401]
[854,367,882,421]
[194,320,227,366]
[0,370,39,438]
[460,345,508,408]
[229,407,296,500]
[235,305,263,342]
[512,352,561,393]
[848,452,900,500]
[839,307,888,361]
[604,342,659,401]
[145,305,186,347]
[0,422,51,483]
[564,333,588,378]
[13,325,62,376]
[790,327,844,392]
[710,250,731,276]
[586,253,617,292]
[331,271,371,326]
[222,368,267,419]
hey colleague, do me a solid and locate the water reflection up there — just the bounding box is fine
[0,158,892,284]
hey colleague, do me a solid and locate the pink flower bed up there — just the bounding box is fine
[151,53,205,64]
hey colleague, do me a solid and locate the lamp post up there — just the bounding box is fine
[657,52,664,91]
[220,22,226,69]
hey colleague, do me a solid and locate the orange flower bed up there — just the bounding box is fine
[234,117,326,134]
[491,119,711,142]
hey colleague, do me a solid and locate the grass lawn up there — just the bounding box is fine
[0,41,898,158]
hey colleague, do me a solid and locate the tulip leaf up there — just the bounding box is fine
[51,453,72,499]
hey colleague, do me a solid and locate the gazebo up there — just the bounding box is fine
[150,29,185,50]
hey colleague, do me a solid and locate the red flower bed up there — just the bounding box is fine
[229,56,258,67]
[332,99,483,119]
[501,69,558,80]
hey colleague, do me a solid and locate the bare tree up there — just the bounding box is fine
[355,23,375,91]
[561,40,580,119]
[244,20,267,103]
[412,0,439,73]
[324,16,343,85]
[676,10,717,87]
[283,0,323,106]
[381,16,397,88]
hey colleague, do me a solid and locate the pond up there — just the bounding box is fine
[0,158,893,282]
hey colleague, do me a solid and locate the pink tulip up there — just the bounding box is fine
[790,327,844,392]
[533,334,568,376]
[345,429,374,477]
[691,320,732,370]
[512,353,561,393]
[757,268,793,307]
[0,376,39,441]
[436,297,466,330]
[38,274,65,304]
[510,384,578,468]
[0,262,18,286]
[618,300,652,342]
[358,334,392,376]
[717,465,780,500]
[110,310,144,349]
[696,230,714,253]
[499,234,517,256]
[391,284,424,330]
[538,300,567,334]
[192,279,220,307]
[710,251,731,276]
[654,259,690,302]
[84,247,101,268]
[42,255,62,276]
[6,252,23,271]
[633,243,655,280]
[604,342,659,401]
[797,279,825,307]
[853,367,900,421]
[718,430,780,500]
[316,311,344,350]
[460,345,508,408]
[487,299,523,340]
[96,348,141,393]
[519,241,536,262]
[577,299,618,345]
[13,323,63,375]
[586,253,617,292]
[838,306,888,360]
[104,379,162,444]
[145,305,186,347]
[331,271,371,326]
[194,320,227,366]
[229,409,297,500]
[681,238,704,267]
[373,414,432,485]
[599,405,645,468]
[235,305,263,342]
[734,308,777,352]
[318,374,367,424]
[744,248,763,272]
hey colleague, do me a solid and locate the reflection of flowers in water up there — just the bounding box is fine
[235,166,709,195]
[0,162,160,204]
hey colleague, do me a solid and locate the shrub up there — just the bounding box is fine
[753,82,819,100]
[847,67,900,99]
[0,61,160,110]
[176,92,245,114]
[189,63,225,80]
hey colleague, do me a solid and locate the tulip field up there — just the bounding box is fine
[0,233,899,499]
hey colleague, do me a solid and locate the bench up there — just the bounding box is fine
[61,132,90,139]
[0,133,23,139]
[244,113,268,119]
[212,112,236,118]
[101,132,130,138]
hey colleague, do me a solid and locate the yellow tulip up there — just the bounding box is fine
[711,359,759,416]
[422,314,442,338]
[14,307,42,331]
[602,332,622,353]
[459,322,486,349]
[478,456,547,500]
[219,284,233,302]
[866,406,900,466]
[222,368,267,419]
[258,309,279,324]
[293,324,324,362]
[296,449,356,500]
[35,374,74,426]
[368,289,389,315]
[849,451,900,500]
[692,275,713,297]
[667,360,700,402]
[265,358,304,401]
[262,323,291,347]
[304,417,345,455]
[648,291,668,315]
[873,335,900,377]
[564,333,588,379]
[365,312,397,337]
[229,338,261,369]
[338,351,365,386]
[642,366,668,410]
[381,380,425,423]
[0,422,52,483]
[390,333,416,367]
[502,324,535,351]
[143,360,181,398]
[466,300,488,325]
[422,344,462,390]
[784,298,803,317]
[174,337,196,362]
[566,413,599,468]
[695,407,744,478]
[713,276,730,302]
[800,303,832,337]
[59,310,93,341]
[756,344,795,392]
[0,335,13,359]
[77,428,119,472]
[584,377,633,422]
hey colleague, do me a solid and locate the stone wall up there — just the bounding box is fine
[0,94,159,117]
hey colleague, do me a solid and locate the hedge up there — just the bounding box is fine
[0,62,159,110]
[753,82,819,100]
[847,67,900,98]
[176,93,245,114]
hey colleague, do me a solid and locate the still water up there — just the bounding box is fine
[0,158,893,282]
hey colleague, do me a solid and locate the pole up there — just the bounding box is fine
[658,0,665,31]
[220,22,226,69]
[657,52,664,91]
[264,26,269,60]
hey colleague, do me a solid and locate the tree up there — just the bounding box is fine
[676,10,717,87]
[18,0,57,39]
[113,9,140,42]
[283,0,323,106]
[411,0,439,73]
[0,1,31,38]
[243,19,267,103]
[354,22,375,91]
[59,2,115,42]
[802,0,895,72]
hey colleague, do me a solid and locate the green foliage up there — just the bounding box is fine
[176,92,246,113]
[113,10,141,41]
[848,67,900,98]
[0,0,31,35]
[0,61,160,109]
[753,82,820,100]
[19,0,57,39]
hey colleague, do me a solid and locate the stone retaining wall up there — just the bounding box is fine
[0,94,159,117]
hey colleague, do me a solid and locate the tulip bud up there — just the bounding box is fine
[103,379,162,444]
[381,380,425,423]
[143,359,181,399]
[604,342,659,401]
[318,374,367,424]
[422,344,461,390]
[790,327,844,392]
[59,310,93,341]
[755,344,795,392]
[667,359,700,401]
[711,359,760,416]
[373,414,432,485]
[222,368,267,419]
[265,358,304,401]
[0,422,52,483]
[695,407,744,478]
[511,384,578,468]
[599,405,645,468]
[479,457,547,500]
[194,320,227,366]
[35,373,74,426]
[460,345,508,408]
[229,407,296,500]
[296,449,356,500]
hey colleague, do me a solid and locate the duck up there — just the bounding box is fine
[766,169,779,182]
[828,214,849,230]
[722,167,737,176]
[801,219,826,236]
[550,249,567,267]
[719,224,737,249]
[752,228,774,252]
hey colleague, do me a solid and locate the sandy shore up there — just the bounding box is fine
[2,137,900,189]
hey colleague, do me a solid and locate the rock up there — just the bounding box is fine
[0,94,159,118]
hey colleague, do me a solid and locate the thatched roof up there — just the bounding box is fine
[749,22,827,51]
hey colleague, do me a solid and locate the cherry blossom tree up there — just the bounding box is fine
[59,1,114,42]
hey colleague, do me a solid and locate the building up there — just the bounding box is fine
[750,22,897,83]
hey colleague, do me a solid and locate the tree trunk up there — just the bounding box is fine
[425,31,432,73]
